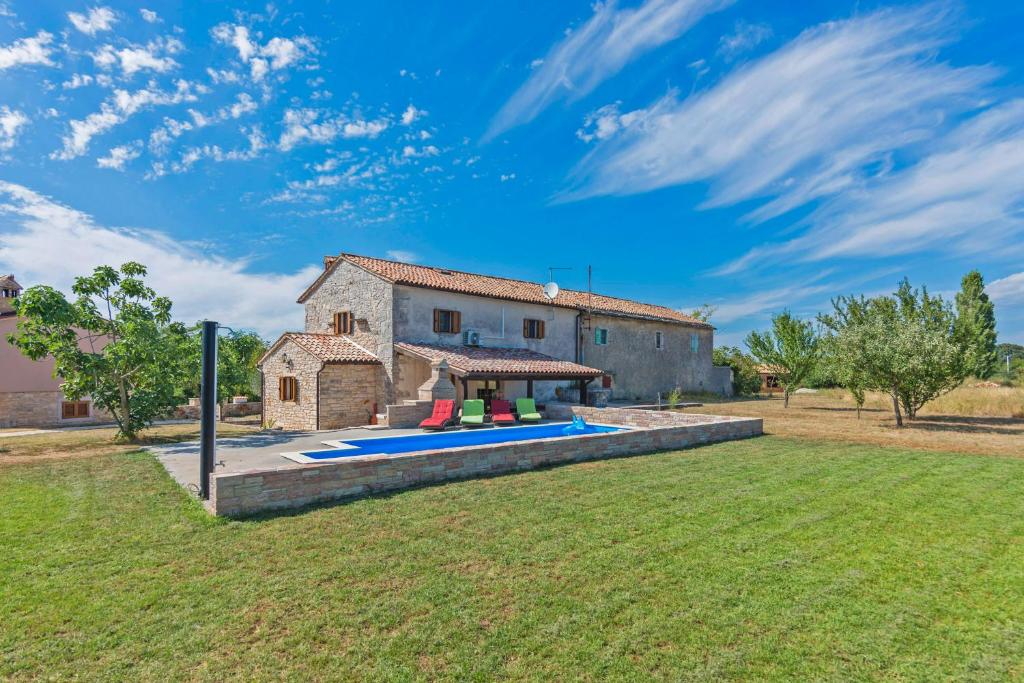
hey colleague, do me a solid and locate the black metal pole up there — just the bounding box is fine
[199,320,218,500]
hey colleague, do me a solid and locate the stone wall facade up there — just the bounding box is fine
[580,314,716,401]
[0,390,110,428]
[261,339,322,431]
[384,400,435,428]
[319,363,384,429]
[208,408,763,516]
[303,260,396,402]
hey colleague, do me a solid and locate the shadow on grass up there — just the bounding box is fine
[904,415,1024,436]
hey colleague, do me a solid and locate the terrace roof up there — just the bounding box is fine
[395,340,604,380]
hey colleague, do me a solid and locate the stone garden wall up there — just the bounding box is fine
[209,407,762,517]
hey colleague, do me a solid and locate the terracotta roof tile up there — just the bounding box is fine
[263,333,380,365]
[299,253,710,327]
[396,341,603,378]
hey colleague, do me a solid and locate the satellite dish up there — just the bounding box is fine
[543,281,560,300]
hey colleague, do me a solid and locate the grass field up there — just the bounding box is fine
[681,387,1024,458]
[3,437,1024,680]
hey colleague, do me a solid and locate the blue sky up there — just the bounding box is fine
[0,1,1022,344]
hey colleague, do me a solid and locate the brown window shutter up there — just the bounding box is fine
[452,311,461,334]
[292,378,298,401]
[77,401,89,417]
[279,378,287,401]
[523,319,529,337]
[539,321,545,339]
[62,402,74,418]
[433,308,440,333]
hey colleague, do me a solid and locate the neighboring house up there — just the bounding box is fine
[0,275,108,428]
[757,365,784,394]
[259,253,731,431]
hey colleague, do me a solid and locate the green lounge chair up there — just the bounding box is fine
[460,399,486,427]
[516,398,542,423]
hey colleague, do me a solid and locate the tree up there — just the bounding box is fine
[820,279,966,427]
[744,311,819,408]
[173,325,268,419]
[688,304,717,323]
[955,271,998,378]
[8,263,185,441]
[712,346,761,395]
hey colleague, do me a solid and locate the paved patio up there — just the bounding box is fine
[152,426,428,492]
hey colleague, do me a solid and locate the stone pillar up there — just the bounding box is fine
[417,359,457,401]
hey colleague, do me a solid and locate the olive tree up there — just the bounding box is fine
[8,262,186,441]
[745,311,820,408]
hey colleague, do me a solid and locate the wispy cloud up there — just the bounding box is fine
[716,20,772,61]
[54,80,202,159]
[0,107,29,151]
[0,31,55,70]
[989,272,1024,306]
[484,0,732,140]
[67,6,117,36]
[92,37,183,77]
[277,108,388,150]
[0,181,317,336]
[211,23,316,81]
[561,5,996,222]
[385,250,419,263]
[96,142,142,170]
[719,99,1024,273]
[140,8,159,24]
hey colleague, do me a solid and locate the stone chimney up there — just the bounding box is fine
[0,274,22,316]
[417,359,457,401]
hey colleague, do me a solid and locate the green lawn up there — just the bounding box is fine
[3,438,1024,680]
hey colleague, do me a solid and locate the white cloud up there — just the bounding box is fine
[92,37,182,77]
[67,6,117,36]
[575,102,645,142]
[278,108,388,151]
[716,21,772,61]
[96,142,142,170]
[140,8,159,23]
[207,67,240,84]
[400,104,426,126]
[54,79,201,159]
[0,107,29,151]
[211,23,316,81]
[401,144,440,158]
[0,181,318,336]
[562,6,997,221]
[989,272,1024,306]
[62,73,94,89]
[385,250,419,263]
[718,99,1024,273]
[485,0,732,139]
[0,31,55,70]
[500,173,516,182]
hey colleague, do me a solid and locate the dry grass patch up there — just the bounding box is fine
[0,422,260,463]
[680,385,1024,457]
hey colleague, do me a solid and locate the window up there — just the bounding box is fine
[61,400,90,419]
[655,331,664,349]
[433,308,461,334]
[523,318,545,339]
[601,375,612,389]
[595,328,609,345]
[333,311,353,335]
[279,376,298,402]
[690,333,700,353]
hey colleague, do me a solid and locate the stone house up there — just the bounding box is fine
[259,253,730,431]
[0,275,109,428]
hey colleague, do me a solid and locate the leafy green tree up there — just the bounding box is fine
[745,311,820,408]
[955,271,998,378]
[688,304,717,323]
[173,325,268,417]
[8,263,186,441]
[712,346,761,395]
[821,279,966,427]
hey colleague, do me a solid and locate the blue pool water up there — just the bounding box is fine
[297,422,624,461]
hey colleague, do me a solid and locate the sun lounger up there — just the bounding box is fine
[460,399,486,427]
[515,397,542,423]
[490,399,516,425]
[419,399,455,430]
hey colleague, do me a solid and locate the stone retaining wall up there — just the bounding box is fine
[384,400,435,428]
[209,407,762,517]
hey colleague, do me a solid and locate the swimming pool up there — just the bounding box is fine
[283,422,626,463]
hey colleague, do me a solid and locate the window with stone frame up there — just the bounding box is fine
[523,318,545,339]
[433,308,461,334]
[279,376,298,402]
[690,333,700,353]
[333,311,354,335]
[655,331,664,349]
[594,328,609,345]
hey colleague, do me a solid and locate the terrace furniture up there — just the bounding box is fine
[419,399,455,430]
[460,399,486,427]
[490,399,516,426]
[516,398,542,423]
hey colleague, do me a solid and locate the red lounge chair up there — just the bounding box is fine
[419,399,455,430]
[491,399,516,426]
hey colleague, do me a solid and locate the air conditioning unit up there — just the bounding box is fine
[462,330,481,346]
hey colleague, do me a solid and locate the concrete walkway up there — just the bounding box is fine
[151,426,428,492]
